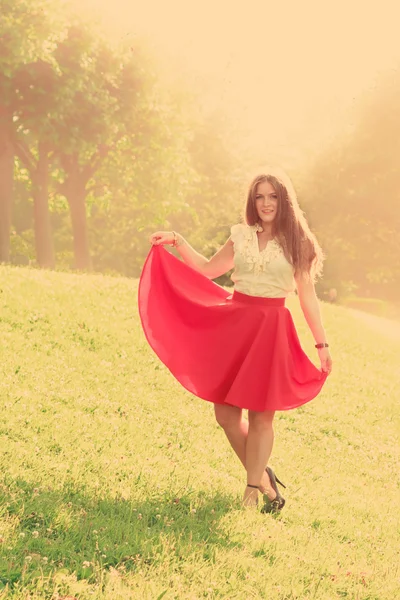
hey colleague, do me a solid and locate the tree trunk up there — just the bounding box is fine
[0,108,14,263]
[32,143,55,268]
[65,172,92,270]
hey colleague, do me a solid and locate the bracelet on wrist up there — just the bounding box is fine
[172,231,183,248]
[315,343,329,349]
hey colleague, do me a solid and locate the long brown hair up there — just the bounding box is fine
[244,168,324,280]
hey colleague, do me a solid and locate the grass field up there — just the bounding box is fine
[0,264,399,600]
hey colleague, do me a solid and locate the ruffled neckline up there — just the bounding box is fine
[230,224,284,273]
[249,224,279,254]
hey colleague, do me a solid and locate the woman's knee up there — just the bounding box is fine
[214,404,242,430]
[248,409,275,430]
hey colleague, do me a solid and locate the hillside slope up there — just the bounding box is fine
[0,265,399,599]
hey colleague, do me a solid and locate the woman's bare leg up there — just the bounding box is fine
[214,404,248,467]
[243,410,276,506]
[214,404,277,506]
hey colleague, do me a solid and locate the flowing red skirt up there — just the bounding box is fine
[138,246,328,411]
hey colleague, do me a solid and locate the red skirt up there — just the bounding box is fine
[138,246,328,412]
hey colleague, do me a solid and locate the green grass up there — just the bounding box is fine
[0,265,399,599]
[341,296,400,320]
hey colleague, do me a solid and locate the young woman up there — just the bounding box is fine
[139,168,332,512]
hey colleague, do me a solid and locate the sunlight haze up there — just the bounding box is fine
[69,0,400,167]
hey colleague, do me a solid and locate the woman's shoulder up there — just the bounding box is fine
[230,222,254,240]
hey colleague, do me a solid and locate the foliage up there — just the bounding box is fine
[300,69,400,301]
[3,1,400,304]
[4,0,241,275]
[0,0,62,262]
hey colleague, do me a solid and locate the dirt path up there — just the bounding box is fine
[347,307,400,343]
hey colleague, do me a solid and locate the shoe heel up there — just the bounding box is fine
[275,475,286,489]
[266,466,286,490]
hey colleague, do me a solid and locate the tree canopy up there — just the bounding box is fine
[1,1,399,304]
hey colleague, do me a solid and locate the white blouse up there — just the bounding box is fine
[230,223,296,298]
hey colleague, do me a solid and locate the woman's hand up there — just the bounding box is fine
[318,347,333,375]
[149,231,176,246]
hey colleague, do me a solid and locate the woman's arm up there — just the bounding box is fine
[177,235,234,279]
[295,273,333,374]
[149,231,234,279]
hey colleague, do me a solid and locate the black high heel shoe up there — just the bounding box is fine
[260,467,286,514]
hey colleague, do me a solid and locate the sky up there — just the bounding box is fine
[69,0,400,169]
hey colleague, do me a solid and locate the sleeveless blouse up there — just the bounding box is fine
[230,223,296,298]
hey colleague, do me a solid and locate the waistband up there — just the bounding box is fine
[232,291,286,306]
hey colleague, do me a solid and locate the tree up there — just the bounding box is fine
[13,59,61,267]
[301,68,400,300]
[0,0,63,264]
[52,25,152,270]
[87,93,200,276]
[0,103,13,262]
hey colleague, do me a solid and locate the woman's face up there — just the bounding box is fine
[255,180,278,225]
